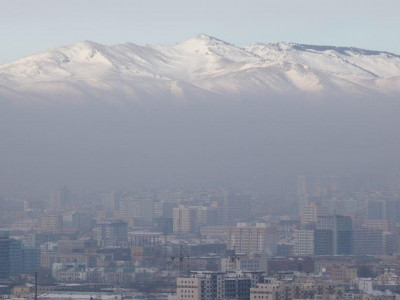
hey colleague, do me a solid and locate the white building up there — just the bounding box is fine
[300,203,317,225]
[226,223,276,255]
[293,230,314,256]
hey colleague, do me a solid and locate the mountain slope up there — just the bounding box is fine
[0,34,399,104]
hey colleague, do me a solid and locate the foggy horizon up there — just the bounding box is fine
[1,92,400,195]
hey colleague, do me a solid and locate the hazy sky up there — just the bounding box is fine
[0,0,399,64]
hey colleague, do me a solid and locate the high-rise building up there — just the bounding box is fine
[293,230,314,256]
[173,205,215,235]
[102,191,121,213]
[224,276,251,300]
[177,271,254,300]
[96,220,128,247]
[314,229,333,255]
[119,194,154,226]
[153,201,176,218]
[353,227,383,256]
[0,231,11,279]
[297,175,308,213]
[10,239,22,276]
[300,203,317,225]
[40,215,63,233]
[226,223,276,255]
[50,186,70,210]
[218,192,251,226]
[385,199,400,223]
[314,215,353,255]
[384,232,398,255]
[62,212,82,231]
[334,215,353,255]
[173,205,198,234]
[367,200,386,220]
[0,231,39,278]
[153,217,173,234]
[332,199,358,216]
[177,277,202,300]
[21,247,41,274]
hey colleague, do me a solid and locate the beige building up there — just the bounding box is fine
[226,223,276,255]
[173,205,198,234]
[327,264,357,282]
[200,226,229,238]
[173,205,210,234]
[300,203,317,225]
[40,215,63,233]
[176,277,202,300]
[40,252,94,268]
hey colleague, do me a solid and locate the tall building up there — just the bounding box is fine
[153,217,173,234]
[384,232,398,255]
[177,271,253,300]
[0,231,11,279]
[21,247,41,274]
[218,192,251,226]
[293,230,314,256]
[96,220,128,247]
[119,194,154,226]
[226,223,276,255]
[40,215,63,233]
[353,227,383,256]
[314,215,353,255]
[385,199,400,222]
[50,186,70,210]
[10,239,22,276]
[173,205,198,234]
[300,203,317,225]
[0,231,39,278]
[367,200,386,220]
[177,277,202,300]
[63,212,82,231]
[102,191,121,213]
[314,229,333,255]
[297,175,308,213]
[334,215,353,255]
[173,205,215,234]
[332,199,358,216]
[224,276,251,300]
[153,201,176,218]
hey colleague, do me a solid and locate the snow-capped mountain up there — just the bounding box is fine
[1,33,400,104]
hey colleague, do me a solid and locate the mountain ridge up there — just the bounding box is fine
[1,34,400,104]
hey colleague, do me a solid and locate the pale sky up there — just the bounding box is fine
[0,0,399,64]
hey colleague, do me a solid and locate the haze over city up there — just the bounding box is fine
[1,1,400,300]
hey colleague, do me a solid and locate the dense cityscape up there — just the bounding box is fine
[1,1,400,300]
[1,175,400,300]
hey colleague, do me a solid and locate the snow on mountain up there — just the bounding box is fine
[0,34,399,104]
